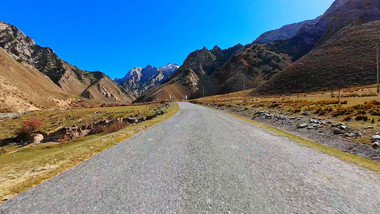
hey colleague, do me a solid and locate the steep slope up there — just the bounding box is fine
[181,45,244,79]
[0,48,70,112]
[115,63,179,97]
[0,21,134,103]
[135,45,244,102]
[197,44,291,97]
[271,0,380,61]
[257,21,380,94]
[135,68,200,102]
[254,18,320,44]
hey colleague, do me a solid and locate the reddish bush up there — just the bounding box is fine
[20,119,43,134]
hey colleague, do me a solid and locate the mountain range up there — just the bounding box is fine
[135,44,245,102]
[253,17,321,44]
[1,0,379,111]
[115,63,179,97]
[0,21,135,112]
[257,0,380,94]
[136,0,380,102]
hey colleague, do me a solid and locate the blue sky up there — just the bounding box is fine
[0,0,334,78]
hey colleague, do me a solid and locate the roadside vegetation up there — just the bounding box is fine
[0,103,166,141]
[192,85,380,172]
[0,103,179,201]
[221,111,380,174]
[193,84,380,144]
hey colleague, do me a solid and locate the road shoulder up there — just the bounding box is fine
[198,103,380,174]
[0,103,180,202]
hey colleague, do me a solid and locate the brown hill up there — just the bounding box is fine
[257,21,380,94]
[0,21,134,103]
[135,68,200,102]
[81,73,135,102]
[134,45,244,102]
[0,48,70,112]
[271,0,380,61]
[193,44,291,97]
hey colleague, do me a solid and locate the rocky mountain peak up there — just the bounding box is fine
[0,21,134,103]
[116,63,179,97]
[159,63,180,74]
[0,22,37,63]
[201,46,208,51]
[144,64,154,70]
[212,45,222,52]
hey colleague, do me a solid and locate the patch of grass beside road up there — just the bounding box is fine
[0,103,179,202]
[192,85,380,145]
[0,103,162,140]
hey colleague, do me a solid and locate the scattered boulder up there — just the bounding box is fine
[309,119,319,124]
[333,128,345,135]
[297,123,308,129]
[345,133,354,138]
[263,113,273,119]
[302,111,310,116]
[339,125,348,130]
[354,132,363,138]
[274,115,286,120]
[332,123,343,128]
[332,123,348,131]
[371,135,380,142]
[372,141,379,149]
[125,117,138,123]
[307,125,315,130]
[33,134,44,144]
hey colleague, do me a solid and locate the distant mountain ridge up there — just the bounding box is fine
[2,0,379,108]
[115,63,179,97]
[136,0,380,102]
[253,17,320,44]
[268,0,380,61]
[134,45,245,102]
[0,21,134,104]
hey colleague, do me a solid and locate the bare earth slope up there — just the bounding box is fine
[0,21,134,104]
[196,44,291,97]
[1,102,379,213]
[258,21,380,94]
[0,48,70,112]
[271,0,380,61]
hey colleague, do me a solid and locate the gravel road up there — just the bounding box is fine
[1,102,380,213]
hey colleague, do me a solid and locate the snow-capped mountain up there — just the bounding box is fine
[115,63,179,97]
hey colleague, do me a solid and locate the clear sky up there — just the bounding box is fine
[0,0,334,78]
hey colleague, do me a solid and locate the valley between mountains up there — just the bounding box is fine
[1,0,379,112]
[0,0,380,212]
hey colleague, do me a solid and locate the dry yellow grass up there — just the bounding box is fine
[0,103,164,140]
[199,84,380,106]
[0,103,179,201]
